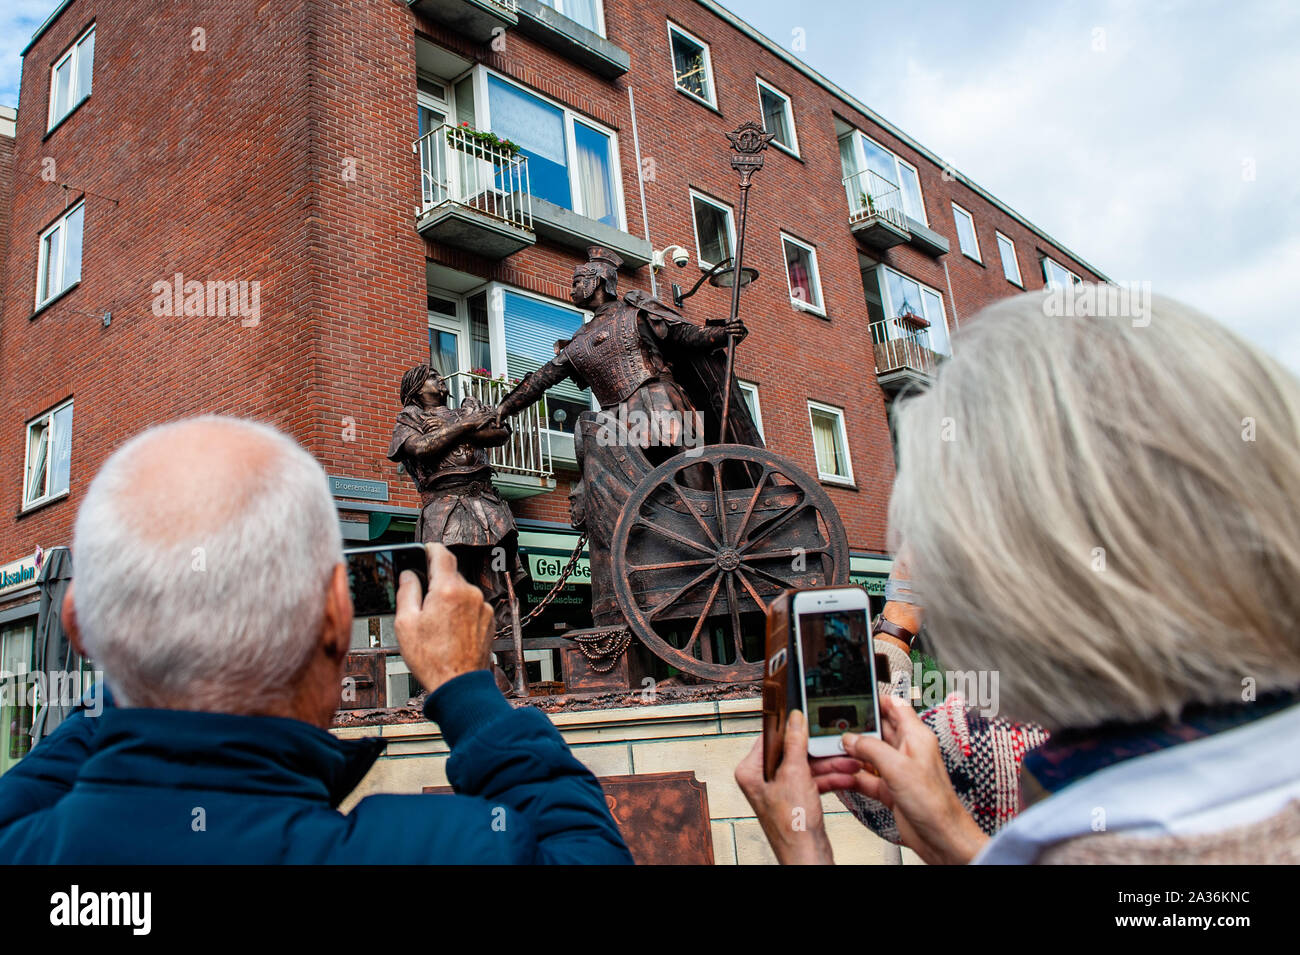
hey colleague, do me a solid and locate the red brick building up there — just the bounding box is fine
[0,0,1102,730]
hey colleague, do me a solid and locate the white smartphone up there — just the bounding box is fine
[792,586,881,757]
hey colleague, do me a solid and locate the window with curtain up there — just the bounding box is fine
[882,267,951,357]
[782,235,823,312]
[23,401,73,509]
[536,0,603,34]
[691,193,733,268]
[502,291,592,435]
[758,81,796,153]
[0,623,35,776]
[37,202,83,306]
[669,24,714,105]
[809,405,851,482]
[486,74,620,227]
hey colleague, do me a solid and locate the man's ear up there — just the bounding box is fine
[322,563,353,661]
[62,584,87,659]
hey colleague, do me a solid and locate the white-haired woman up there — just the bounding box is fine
[736,288,1300,864]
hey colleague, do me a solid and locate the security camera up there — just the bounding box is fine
[654,245,691,270]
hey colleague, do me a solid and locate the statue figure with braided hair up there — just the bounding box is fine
[388,364,528,690]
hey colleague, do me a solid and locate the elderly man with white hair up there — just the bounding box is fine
[0,416,632,864]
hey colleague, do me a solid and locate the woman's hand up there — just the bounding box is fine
[734,711,834,865]
[813,696,989,865]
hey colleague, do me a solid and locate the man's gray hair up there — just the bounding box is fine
[890,288,1300,729]
[72,416,342,711]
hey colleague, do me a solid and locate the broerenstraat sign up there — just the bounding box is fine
[0,552,41,598]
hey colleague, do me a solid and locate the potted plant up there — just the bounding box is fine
[447,122,522,160]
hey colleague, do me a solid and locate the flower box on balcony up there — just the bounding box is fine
[447,124,522,160]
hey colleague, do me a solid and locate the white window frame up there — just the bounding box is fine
[484,282,596,465]
[35,200,84,309]
[22,399,73,511]
[47,25,95,132]
[1042,255,1081,289]
[755,77,799,157]
[737,380,764,439]
[995,231,1022,287]
[476,66,628,231]
[840,129,928,226]
[951,202,981,262]
[877,264,952,356]
[689,189,736,271]
[779,232,825,316]
[667,21,716,109]
[807,401,854,486]
[535,0,607,38]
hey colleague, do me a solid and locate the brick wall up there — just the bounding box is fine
[0,0,1104,592]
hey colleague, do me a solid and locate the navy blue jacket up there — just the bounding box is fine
[0,670,633,864]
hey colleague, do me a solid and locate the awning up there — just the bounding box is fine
[31,546,75,744]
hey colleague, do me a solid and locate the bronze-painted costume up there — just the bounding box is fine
[388,394,527,632]
[496,248,762,625]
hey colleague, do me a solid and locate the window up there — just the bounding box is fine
[534,0,605,36]
[690,191,735,269]
[808,402,853,485]
[951,203,981,261]
[485,72,623,228]
[879,266,951,356]
[1042,256,1081,289]
[780,233,824,314]
[996,231,1022,286]
[756,79,798,156]
[47,25,94,131]
[36,202,84,308]
[839,130,926,225]
[0,623,36,776]
[500,290,593,443]
[738,381,764,439]
[668,22,715,107]
[23,401,73,510]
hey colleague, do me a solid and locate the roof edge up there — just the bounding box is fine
[21,0,77,56]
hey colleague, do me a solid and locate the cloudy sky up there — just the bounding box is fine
[3,1,1297,367]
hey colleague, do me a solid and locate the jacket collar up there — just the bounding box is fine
[77,707,386,808]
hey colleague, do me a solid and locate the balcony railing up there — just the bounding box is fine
[869,317,942,382]
[844,169,910,251]
[417,123,533,230]
[448,371,553,482]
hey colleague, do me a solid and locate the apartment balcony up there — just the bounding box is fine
[407,0,518,44]
[515,0,630,78]
[448,371,555,499]
[845,170,910,252]
[869,317,943,394]
[415,124,536,259]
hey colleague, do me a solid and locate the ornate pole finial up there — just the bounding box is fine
[726,121,776,185]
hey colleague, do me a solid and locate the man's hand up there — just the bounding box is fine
[734,711,834,865]
[719,318,748,344]
[814,696,988,865]
[394,543,495,695]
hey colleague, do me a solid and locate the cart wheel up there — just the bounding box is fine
[611,444,849,682]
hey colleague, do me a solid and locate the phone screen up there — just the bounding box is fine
[797,608,878,736]
[345,546,428,617]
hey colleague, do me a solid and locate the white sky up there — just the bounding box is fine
[3,0,1297,367]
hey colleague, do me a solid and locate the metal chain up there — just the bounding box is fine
[572,626,632,672]
[493,532,589,638]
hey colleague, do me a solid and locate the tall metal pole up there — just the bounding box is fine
[719,123,774,443]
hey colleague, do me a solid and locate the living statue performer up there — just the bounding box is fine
[493,246,762,628]
[388,364,528,690]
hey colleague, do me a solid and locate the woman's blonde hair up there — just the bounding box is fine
[890,288,1300,729]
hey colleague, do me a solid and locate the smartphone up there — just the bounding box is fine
[792,586,880,757]
[344,544,429,617]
